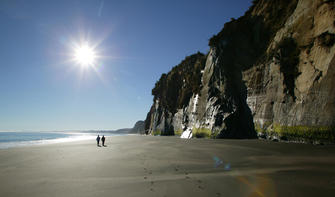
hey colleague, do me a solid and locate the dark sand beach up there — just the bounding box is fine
[1,135,335,197]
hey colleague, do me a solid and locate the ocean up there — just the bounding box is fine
[0,131,107,149]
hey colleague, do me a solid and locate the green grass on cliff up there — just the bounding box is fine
[152,130,161,136]
[174,130,183,136]
[273,124,335,141]
[256,123,335,142]
[192,128,211,138]
[191,128,222,138]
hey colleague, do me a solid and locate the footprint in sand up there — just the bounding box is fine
[216,192,221,197]
[198,185,204,190]
[143,168,155,192]
[196,180,205,190]
[184,171,190,179]
[149,181,155,192]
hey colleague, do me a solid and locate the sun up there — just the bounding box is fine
[73,44,96,67]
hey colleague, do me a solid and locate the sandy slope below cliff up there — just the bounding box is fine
[0,135,335,197]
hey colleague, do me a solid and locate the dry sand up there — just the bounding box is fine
[1,135,335,197]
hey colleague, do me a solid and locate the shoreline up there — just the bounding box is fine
[0,136,95,150]
[0,133,135,150]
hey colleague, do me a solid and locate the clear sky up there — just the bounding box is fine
[0,0,252,131]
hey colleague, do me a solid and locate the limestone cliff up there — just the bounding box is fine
[145,0,335,142]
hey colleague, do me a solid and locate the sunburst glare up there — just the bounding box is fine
[73,43,97,67]
[65,37,109,85]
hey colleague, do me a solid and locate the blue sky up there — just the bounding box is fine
[0,0,252,131]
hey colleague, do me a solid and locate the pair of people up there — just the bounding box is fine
[96,135,106,146]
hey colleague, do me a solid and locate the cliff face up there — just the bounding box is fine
[145,52,207,136]
[145,0,335,142]
[130,120,145,134]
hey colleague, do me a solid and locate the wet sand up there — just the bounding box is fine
[0,135,335,197]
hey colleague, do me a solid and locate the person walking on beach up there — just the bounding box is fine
[96,135,100,146]
[102,135,105,146]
